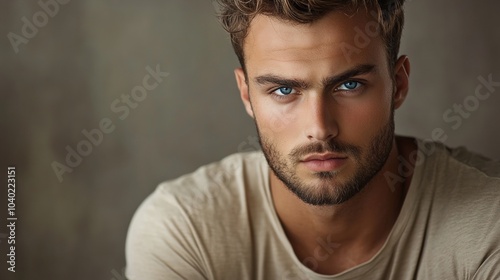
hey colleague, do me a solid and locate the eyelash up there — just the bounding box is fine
[334,80,364,94]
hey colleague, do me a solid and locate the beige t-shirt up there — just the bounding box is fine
[126,139,500,279]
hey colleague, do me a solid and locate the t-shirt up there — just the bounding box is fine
[125,139,500,280]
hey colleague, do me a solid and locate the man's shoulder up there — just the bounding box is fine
[126,151,268,279]
[127,151,268,245]
[427,141,500,202]
[421,142,500,257]
[436,143,500,194]
[406,141,500,275]
[447,144,500,179]
[134,151,267,221]
[412,140,500,207]
[158,151,266,199]
[413,140,500,229]
[419,139,500,184]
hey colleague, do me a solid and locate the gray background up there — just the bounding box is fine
[0,0,499,279]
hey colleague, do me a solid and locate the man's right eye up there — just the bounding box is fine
[273,87,295,96]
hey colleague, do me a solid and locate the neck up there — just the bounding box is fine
[270,136,415,273]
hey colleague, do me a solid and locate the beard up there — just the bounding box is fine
[256,109,395,206]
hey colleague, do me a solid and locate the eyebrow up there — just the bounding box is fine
[254,64,376,90]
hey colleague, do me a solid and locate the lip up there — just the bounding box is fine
[300,153,348,172]
[301,153,347,162]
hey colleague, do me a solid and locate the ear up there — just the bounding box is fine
[393,55,410,110]
[234,68,254,118]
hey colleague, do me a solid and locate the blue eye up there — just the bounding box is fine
[273,87,295,96]
[337,81,361,91]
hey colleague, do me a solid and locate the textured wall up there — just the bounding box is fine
[0,0,498,279]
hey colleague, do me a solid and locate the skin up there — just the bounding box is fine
[234,8,416,275]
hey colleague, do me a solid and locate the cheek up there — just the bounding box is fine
[253,100,298,147]
[254,97,292,130]
[338,93,392,140]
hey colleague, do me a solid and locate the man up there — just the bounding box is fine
[126,0,500,279]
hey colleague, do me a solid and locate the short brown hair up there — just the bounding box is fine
[217,0,405,72]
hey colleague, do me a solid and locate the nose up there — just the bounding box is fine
[305,94,338,141]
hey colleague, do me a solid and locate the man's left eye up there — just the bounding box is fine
[337,81,361,91]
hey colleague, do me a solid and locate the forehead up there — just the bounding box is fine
[243,10,387,77]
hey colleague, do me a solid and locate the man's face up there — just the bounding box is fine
[235,10,405,205]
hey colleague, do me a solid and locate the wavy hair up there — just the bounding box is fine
[216,0,405,72]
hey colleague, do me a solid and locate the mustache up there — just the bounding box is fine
[289,139,361,160]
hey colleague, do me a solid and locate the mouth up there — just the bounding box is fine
[300,153,348,172]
